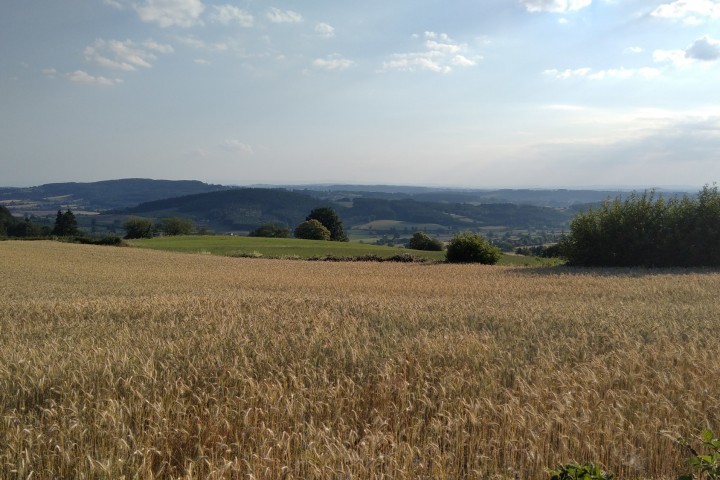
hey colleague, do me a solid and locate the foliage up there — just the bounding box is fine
[306,207,348,241]
[248,223,290,238]
[52,210,79,237]
[407,231,444,251]
[123,217,154,239]
[159,217,194,236]
[445,231,501,264]
[294,219,331,241]
[548,463,613,480]
[675,430,720,480]
[560,186,720,267]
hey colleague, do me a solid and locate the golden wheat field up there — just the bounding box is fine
[1,241,719,479]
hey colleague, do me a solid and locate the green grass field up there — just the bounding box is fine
[127,235,559,266]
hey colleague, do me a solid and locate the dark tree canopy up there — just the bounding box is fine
[306,207,348,242]
[159,217,194,236]
[248,223,290,238]
[407,231,444,251]
[52,210,79,237]
[294,219,331,241]
[123,217,154,239]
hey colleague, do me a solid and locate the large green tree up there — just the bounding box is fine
[248,223,290,238]
[159,217,194,236]
[52,210,79,236]
[123,217,154,239]
[294,219,331,240]
[306,207,348,242]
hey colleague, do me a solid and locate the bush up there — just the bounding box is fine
[407,231,444,251]
[248,223,290,238]
[294,219,331,240]
[445,232,501,264]
[306,207,348,241]
[123,217,154,239]
[159,217,194,236]
[548,463,613,480]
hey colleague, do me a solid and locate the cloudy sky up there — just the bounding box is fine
[1,0,719,188]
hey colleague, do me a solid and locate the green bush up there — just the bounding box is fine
[445,232,501,264]
[548,462,613,480]
[676,430,720,480]
[248,223,290,238]
[306,207,348,242]
[294,219,331,241]
[123,217,154,239]
[159,217,194,236]
[407,231,444,251]
[560,186,720,267]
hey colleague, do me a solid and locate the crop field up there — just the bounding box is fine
[1,241,719,479]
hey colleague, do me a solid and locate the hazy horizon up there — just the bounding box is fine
[2,1,719,187]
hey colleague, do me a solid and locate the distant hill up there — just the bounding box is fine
[125,188,327,230]
[0,178,230,212]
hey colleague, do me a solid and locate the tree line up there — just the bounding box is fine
[559,185,720,267]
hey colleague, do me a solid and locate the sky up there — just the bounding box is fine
[1,0,719,188]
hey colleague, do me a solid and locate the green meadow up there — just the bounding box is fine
[127,235,558,265]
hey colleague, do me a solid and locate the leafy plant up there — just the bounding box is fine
[548,462,613,480]
[675,430,720,480]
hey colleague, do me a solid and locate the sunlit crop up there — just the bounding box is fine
[1,241,719,479]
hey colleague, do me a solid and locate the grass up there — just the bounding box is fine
[1,241,719,478]
[127,235,558,266]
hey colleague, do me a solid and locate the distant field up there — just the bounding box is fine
[127,235,558,266]
[1,241,718,479]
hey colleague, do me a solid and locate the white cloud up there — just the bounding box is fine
[520,0,592,13]
[315,23,335,38]
[221,140,254,155]
[266,7,303,24]
[66,70,119,86]
[544,66,661,79]
[84,39,172,71]
[209,5,254,27]
[623,46,644,54]
[686,35,720,60]
[312,55,355,71]
[175,35,230,52]
[651,0,720,24]
[381,32,480,74]
[653,36,720,68]
[42,68,57,79]
[194,58,209,65]
[135,0,205,28]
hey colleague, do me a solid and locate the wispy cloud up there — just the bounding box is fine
[520,0,592,13]
[315,23,335,38]
[381,32,479,74]
[209,5,254,27]
[66,70,120,86]
[84,39,173,71]
[266,7,303,24]
[651,0,720,25]
[312,55,355,71]
[543,67,661,79]
[134,0,205,28]
[221,139,254,155]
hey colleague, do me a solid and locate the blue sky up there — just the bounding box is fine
[1,0,719,188]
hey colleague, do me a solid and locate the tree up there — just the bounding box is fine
[294,219,331,240]
[306,207,348,242]
[248,223,290,238]
[446,231,501,264]
[159,217,194,236]
[407,231,444,251]
[52,209,79,236]
[123,217,154,239]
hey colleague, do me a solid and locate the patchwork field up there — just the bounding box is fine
[1,241,719,479]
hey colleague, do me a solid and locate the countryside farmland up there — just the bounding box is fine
[2,241,719,479]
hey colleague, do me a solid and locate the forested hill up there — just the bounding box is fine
[123,188,572,231]
[0,178,229,211]
[124,189,327,231]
